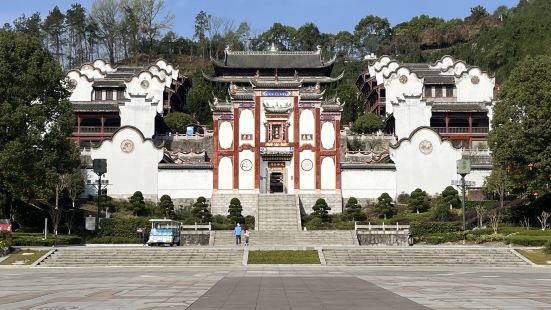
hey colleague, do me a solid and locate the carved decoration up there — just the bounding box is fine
[121,139,134,153]
[399,75,408,84]
[419,140,433,155]
[301,159,313,171]
[240,159,253,171]
[140,80,149,89]
[471,76,480,85]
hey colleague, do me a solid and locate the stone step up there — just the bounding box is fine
[322,248,529,266]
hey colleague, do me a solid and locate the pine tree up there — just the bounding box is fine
[345,197,365,221]
[227,197,244,224]
[192,196,212,223]
[159,194,175,218]
[374,193,395,219]
[312,198,331,222]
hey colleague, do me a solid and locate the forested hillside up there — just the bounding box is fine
[3,0,550,125]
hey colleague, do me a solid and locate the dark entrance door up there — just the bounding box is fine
[269,172,284,193]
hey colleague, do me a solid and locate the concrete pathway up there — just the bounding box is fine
[1,266,550,309]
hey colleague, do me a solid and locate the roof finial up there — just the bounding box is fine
[269,42,278,52]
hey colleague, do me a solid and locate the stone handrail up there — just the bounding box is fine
[181,222,211,231]
[354,222,410,231]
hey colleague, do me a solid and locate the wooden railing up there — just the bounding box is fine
[432,127,489,134]
[74,126,119,134]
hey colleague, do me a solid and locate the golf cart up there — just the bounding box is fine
[147,219,182,246]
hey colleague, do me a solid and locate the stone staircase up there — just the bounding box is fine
[37,247,244,267]
[213,230,356,246]
[323,247,530,267]
[257,194,300,231]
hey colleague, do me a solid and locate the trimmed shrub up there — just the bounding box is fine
[544,239,551,254]
[374,193,395,219]
[99,217,149,238]
[191,196,212,223]
[506,235,550,246]
[11,233,82,246]
[431,198,455,222]
[442,186,461,208]
[351,113,385,134]
[312,198,331,222]
[466,233,506,244]
[86,236,141,244]
[228,198,244,224]
[129,191,146,216]
[159,195,175,218]
[419,232,463,244]
[410,221,462,236]
[345,197,366,221]
[409,188,431,213]
[305,216,323,231]
[244,215,255,229]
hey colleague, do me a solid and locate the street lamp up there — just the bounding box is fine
[92,159,107,231]
[456,159,471,240]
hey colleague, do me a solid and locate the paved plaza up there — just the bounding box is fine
[1,265,551,309]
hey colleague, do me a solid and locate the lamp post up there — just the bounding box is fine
[457,159,471,241]
[92,159,107,231]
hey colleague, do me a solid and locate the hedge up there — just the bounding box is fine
[11,233,82,246]
[506,235,550,246]
[419,232,463,244]
[99,217,150,238]
[86,236,142,244]
[410,222,462,236]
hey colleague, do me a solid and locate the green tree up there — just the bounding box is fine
[441,186,461,209]
[43,6,66,65]
[193,10,209,58]
[295,22,321,51]
[351,113,385,134]
[164,112,195,133]
[227,197,244,224]
[159,194,175,218]
[0,29,79,222]
[91,0,122,64]
[129,191,146,216]
[65,170,85,235]
[483,167,513,209]
[191,196,211,223]
[345,197,365,221]
[312,198,331,222]
[488,55,551,195]
[374,193,395,219]
[354,15,391,56]
[431,197,454,222]
[408,188,431,213]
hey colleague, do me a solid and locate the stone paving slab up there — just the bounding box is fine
[188,276,429,310]
[1,266,550,309]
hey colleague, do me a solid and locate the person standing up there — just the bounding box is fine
[234,223,242,245]
[244,227,250,246]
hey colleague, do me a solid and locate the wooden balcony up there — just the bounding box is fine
[73,126,119,134]
[432,127,489,134]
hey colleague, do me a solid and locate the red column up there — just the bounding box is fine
[213,119,219,191]
[100,116,105,133]
[254,96,260,190]
[293,96,300,190]
[315,108,321,191]
[233,108,239,190]
[468,116,473,133]
[445,115,449,133]
[335,119,341,190]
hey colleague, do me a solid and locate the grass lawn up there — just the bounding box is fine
[516,249,551,265]
[0,249,48,265]
[248,250,320,264]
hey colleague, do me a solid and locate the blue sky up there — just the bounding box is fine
[1,0,520,38]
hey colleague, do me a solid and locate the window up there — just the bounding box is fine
[117,90,125,100]
[106,90,113,100]
[267,122,286,143]
[94,89,102,101]
[424,86,432,97]
[447,85,456,97]
[435,87,442,97]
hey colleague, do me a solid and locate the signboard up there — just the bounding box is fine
[85,216,96,231]
[457,159,471,175]
[268,162,286,168]
[260,146,294,153]
[263,90,290,97]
